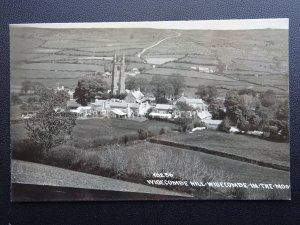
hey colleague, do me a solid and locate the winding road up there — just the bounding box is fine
[137,30,181,59]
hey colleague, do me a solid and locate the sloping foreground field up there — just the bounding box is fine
[151,130,289,169]
[11,159,191,201]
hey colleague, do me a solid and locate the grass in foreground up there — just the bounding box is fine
[12,138,290,199]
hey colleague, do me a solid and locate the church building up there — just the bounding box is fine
[111,54,126,95]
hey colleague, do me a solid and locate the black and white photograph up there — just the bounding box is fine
[10,19,290,201]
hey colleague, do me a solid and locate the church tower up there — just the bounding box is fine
[111,54,126,95]
[119,55,126,94]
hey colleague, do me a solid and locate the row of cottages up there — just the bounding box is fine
[67,98,151,118]
[149,96,212,120]
[176,96,212,119]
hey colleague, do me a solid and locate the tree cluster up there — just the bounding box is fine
[195,85,218,103]
[218,88,289,141]
[25,89,77,152]
[21,81,45,95]
[73,78,108,106]
[150,75,185,103]
[125,76,149,92]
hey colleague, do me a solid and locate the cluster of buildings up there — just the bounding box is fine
[67,91,212,121]
[65,54,213,120]
[190,66,215,73]
[67,90,151,119]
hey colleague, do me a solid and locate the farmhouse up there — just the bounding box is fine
[149,104,175,119]
[154,104,175,114]
[68,97,152,119]
[177,96,207,110]
[125,89,145,103]
[176,96,212,119]
[70,106,92,117]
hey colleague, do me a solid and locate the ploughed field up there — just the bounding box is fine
[11,27,288,96]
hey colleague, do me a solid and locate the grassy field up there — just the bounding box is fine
[18,140,289,199]
[155,130,290,168]
[71,118,177,148]
[11,118,290,199]
[11,117,177,144]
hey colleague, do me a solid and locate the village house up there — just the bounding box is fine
[67,98,151,119]
[176,96,212,120]
[149,104,175,119]
[125,89,145,103]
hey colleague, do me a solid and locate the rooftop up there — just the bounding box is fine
[155,104,175,110]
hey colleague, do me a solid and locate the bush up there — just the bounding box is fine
[237,118,250,132]
[174,117,193,132]
[187,124,194,131]
[46,145,78,168]
[159,128,166,135]
[11,92,22,105]
[193,121,206,128]
[218,117,231,133]
[11,139,43,162]
[124,135,129,144]
[138,129,148,140]
[249,115,262,131]
[145,108,153,119]
[263,125,280,140]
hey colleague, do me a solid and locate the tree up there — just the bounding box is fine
[150,76,174,101]
[260,89,276,107]
[73,78,108,106]
[24,89,76,152]
[168,75,185,97]
[218,117,231,133]
[21,81,32,94]
[156,96,169,104]
[208,99,226,120]
[275,99,289,121]
[145,108,154,119]
[32,82,46,93]
[176,101,193,111]
[11,92,22,105]
[238,93,261,120]
[249,115,262,131]
[125,76,149,92]
[21,81,45,94]
[25,90,76,151]
[237,117,251,132]
[224,90,243,125]
[195,85,217,102]
[174,117,193,132]
[27,96,38,104]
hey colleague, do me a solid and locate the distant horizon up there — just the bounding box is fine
[10,18,288,30]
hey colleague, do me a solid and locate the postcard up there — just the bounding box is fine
[10,19,290,201]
